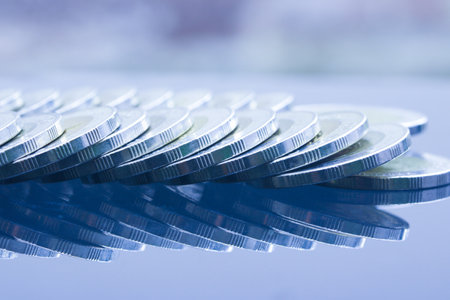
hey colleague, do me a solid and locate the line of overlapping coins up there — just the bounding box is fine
[0,87,448,261]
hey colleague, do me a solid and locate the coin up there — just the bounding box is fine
[227,111,369,181]
[74,108,191,183]
[98,87,138,108]
[249,92,293,111]
[207,90,254,110]
[150,109,277,183]
[253,123,411,188]
[0,112,21,146]
[0,89,23,111]
[18,89,61,116]
[188,110,320,183]
[0,107,119,181]
[0,113,63,166]
[0,233,60,257]
[328,152,450,190]
[292,103,428,135]
[40,108,149,181]
[166,89,212,110]
[138,88,173,111]
[55,87,99,114]
[116,108,237,182]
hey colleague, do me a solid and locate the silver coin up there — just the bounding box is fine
[328,152,450,190]
[0,113,63,166]
[98,87,138,108]
[55,87,99,114]
[116,108,237,183]
[0,233,60,257]
[249,195,409,240]
[138,88,173,111]
[292,103,428,135]
[76,108,192,183]
[0,107,119,181]
[0,112,21,146]
[249,92,294,112]
[167,89,212,110]
[234,111,369,181]
[150,109,278,183]
[189,110,320,183]
[207,90,254,110]
[18,89,61,116]
[253,123,411,188]
[0,89,23,111]
[40,108,149,180]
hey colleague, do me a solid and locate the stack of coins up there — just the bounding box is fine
[0,87,447,261]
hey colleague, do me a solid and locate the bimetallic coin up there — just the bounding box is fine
[207,90,254,110]
[116,108,237,182]
[234,111,369,181]
[189,110,320,183]
[18,89,61,116]
[0,114,63,166]
[77,108,192,183]
[0,107,119,181]
[138,88,173,111]
[0,89,23,111]
[167,89,212,110]
[249,92,293,112]
[292,103,428,135]
[253,123,411,188]
[0,112,21,146]
[56,87,99,114]
[40,108,149,180]
[328,152,450,190]
[151,109,278,183]
[98,87,138,108]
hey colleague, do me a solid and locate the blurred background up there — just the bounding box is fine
[1,0,450,76]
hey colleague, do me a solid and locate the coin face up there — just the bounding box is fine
[207,90,254,110]
[138,88,173,111]
[0,89,23,111]
[166,89,212,110]
[328,152,450,190]
[292,103,428,135]
[235,111,369,181]
[249,92,294,112]
[0,113,63,166]
[56,87,99,114]
[150,109,277,183]
[18,89,61,116]
[0,112,21,146]
[115,107,237,181]
[98,87,138,108]
[252,123,411,188]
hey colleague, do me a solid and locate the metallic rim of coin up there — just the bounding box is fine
[207,90,254,110]
[158,185,314,250]
[73,108,192,183]
[0,211,114,262]
[118,190,273,252]
[0,112,21,146]
[188,110,320,183]
[116,107,237,182]
[55,87,99,114]
[252,123,411,189]
[40,108,149,181]
[98,87,138,108]
[327,152,450,190]
[0,113,63,166]
[251,196,409,240]
[166,89,212,110]
[6,200,145,251]
[0,107,119,181]
[249,92,294,112]
[87,197,232,252]
[291,103,428,135]
[226,111,369,181]
[0,233,60,257]
[0,89,23,111]
[149,109,278,183]
[138,88,173,111]
[18,89,61,116]
[230,199,365,248]
[55,201,184,250]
